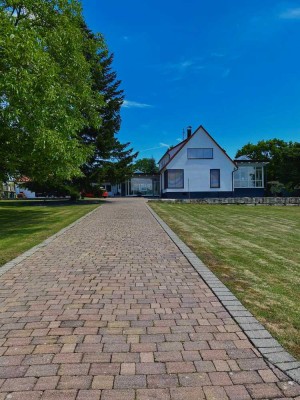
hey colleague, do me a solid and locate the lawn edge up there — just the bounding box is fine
[147,203,300,384]
[0,204,101,278]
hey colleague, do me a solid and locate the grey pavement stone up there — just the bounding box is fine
[287,368,300,382]
[239,323,266,331]
[265,352,296,363]
[252,338,281,348]
[235,316,258,324]
[258,347,286,354]
[245,330,273,339]
[221,300,243,307]
[216,295,237,300]
[229,310,254,317]
[277,362,300,371]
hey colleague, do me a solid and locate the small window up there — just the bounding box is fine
[210,169,220,188]
[187,148,213,159]
[165,169,184,189]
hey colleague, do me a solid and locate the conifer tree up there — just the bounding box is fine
[77,26,138,189]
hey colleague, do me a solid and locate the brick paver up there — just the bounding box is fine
[0,198,299,399]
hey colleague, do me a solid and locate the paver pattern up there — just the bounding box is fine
[0,198,299,400]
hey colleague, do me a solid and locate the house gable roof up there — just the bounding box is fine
[157,140,187,164]
[159,125,236,171]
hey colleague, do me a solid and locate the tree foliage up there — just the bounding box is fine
[134,157,159,174]
[0,0,104,183]
[236,139,300,192]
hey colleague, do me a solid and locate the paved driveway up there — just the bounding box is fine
[0,198,299,399]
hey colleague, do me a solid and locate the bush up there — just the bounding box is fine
[268,181,285,196]
[67,188,80,201]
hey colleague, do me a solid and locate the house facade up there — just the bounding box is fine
[159,125,267,198]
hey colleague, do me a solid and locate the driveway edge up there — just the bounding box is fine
[146,204,300,384]
[0,204,101,278]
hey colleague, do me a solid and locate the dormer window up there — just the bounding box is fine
[187,148,213,159]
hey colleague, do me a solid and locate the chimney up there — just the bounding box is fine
[187,126,192,138]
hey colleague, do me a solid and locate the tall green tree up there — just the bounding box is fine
[0,0,104,183]
[236,139,300,191]
[134,157,159,174]
[77,25,137,189]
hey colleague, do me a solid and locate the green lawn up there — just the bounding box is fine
[0,200,100,267]
[150,202,300,359]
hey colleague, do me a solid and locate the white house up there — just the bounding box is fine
[158,125,266,199]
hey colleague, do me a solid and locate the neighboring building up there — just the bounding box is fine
[158,125,267,199]
[1,181,16,199]
[15,177,36,198]
[1,177,35,199]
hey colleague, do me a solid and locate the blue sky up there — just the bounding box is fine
[82,0,300,160]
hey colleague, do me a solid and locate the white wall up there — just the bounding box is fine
[161,127,235,193]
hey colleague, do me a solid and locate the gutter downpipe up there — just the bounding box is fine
[232,165,238,196]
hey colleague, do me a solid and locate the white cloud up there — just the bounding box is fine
[122,100,152,109]
[222,68,231,78]
[211,52,225,58]
[166,60,192,70]
[179,60,193,68]
[139,146,163,153]
[161,59,206,81]
[139,143,170,153]
[167,59,200,72]
[279,8,300,19]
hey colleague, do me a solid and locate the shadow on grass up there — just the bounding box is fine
[0,200,103,240]
[0,208,57,237]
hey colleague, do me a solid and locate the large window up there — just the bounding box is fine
[126,177,160,196]
[234,166,263,188]
[210,169,220,188]
[187,148,213,159]
[164,169,184,189]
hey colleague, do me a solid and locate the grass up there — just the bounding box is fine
[0,200,101,267]
[150,202,300,359]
